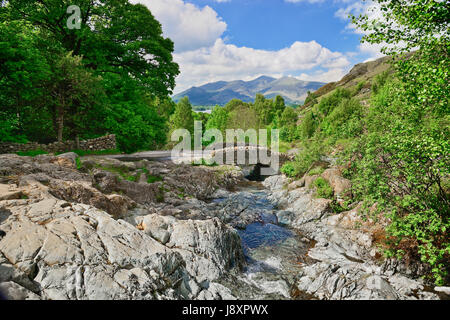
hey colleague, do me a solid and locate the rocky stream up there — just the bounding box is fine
[0,152,448,300]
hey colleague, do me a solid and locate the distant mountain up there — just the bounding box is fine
[172,76,326,106]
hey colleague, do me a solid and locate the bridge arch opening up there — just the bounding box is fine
[244,163,272,181]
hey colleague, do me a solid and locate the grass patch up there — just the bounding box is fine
[147,175,163,183]
[95,165,163,184]
[308,166,325,176]
[137,168,163,183]
[56,149,120,157]
[278,141,294,153]
[192,158,218,167]
[75,157,83,170]
[97,165,137,182]
[16,149,48,157]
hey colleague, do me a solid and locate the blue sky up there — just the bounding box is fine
[131,0,382,93]
[190,0,359,53]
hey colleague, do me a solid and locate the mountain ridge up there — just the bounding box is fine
[173,76,326,106]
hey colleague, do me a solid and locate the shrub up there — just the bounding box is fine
[280,162,297,178]
[280,125,298,142]
[317,88,351,116]
[371,71,390,95]
[103,75,168,154]
[352,81,366,96]
[312,177,334,199]
[106,103,167,154]
[298,111,317,139]
[322,98,363,138]
[293,139,324,177]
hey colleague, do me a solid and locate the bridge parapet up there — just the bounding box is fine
[208,146,294,176]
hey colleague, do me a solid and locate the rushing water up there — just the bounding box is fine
[214,183,315,300]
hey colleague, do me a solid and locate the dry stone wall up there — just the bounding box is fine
[0,134,116,154]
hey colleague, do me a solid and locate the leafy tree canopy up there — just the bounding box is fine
[6,0,179,97]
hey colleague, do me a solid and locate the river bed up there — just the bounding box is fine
[212,183,316,299]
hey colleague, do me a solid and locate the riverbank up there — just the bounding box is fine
[262,175,447,300]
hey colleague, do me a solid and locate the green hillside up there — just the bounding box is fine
[281,52,449,284]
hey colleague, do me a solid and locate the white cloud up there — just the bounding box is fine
[298,68,347,83]
[285,0,387,62]
[335,1,366,26]
[334,0,387,60]
[358,42,385,61]
[174,39,351,93]
[131,0,227,52]
[335,0,383,33]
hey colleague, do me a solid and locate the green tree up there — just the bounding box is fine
[154,97,176,121]
[279,106,298,142]
[46,53,103,142]
[8,0,179,97]
[170,97,194,134]
[0,19,51,142]
[252,93,273,126]
[279,106,297,127]
[304,91,317,105]
[224,98,247,113]
[298,111,317,139]
[206,106,229,134]
[227,105,259,131]
[273,95,286,118]
[352,0,448,115]
[103,73,167,153]
[1,1,178,152]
